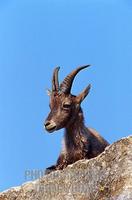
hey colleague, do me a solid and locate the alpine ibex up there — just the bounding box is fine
[44,65,109,174]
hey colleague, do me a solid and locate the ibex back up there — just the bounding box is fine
[44,65,109,174]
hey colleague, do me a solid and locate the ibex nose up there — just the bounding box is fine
[45,121,50,127]
[44,120,57,133]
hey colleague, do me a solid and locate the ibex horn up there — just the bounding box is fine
[52,66,60,92]
[60,65,91,94]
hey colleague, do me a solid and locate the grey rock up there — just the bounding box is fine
[0,135,132,200]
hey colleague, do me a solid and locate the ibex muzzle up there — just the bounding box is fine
[44,120,57,132]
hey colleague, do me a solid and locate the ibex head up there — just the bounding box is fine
[44,65,91,133]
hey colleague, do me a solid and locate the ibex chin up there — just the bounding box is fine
[44,65,109,174]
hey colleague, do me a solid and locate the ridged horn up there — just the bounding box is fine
[52,66,60,92]
[60,65,91,94]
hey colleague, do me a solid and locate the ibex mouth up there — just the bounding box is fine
[45,121,57,133]
[46,126,57,133]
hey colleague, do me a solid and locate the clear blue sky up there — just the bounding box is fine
[0,0,132,192]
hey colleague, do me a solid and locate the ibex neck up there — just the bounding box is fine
[64,108,87,150]
[66,109,85,131]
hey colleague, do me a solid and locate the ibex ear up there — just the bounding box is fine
[76,84,91,104]
[46,89,52,96]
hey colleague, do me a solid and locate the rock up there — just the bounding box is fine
[0,135,132,200]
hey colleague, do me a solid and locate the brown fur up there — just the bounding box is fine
[44,66,109,174]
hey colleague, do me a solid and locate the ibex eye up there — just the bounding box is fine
[63,103,71,109]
